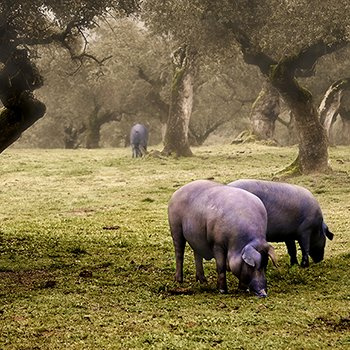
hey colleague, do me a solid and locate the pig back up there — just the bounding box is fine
[168,180,268,254]
[130,124,148,146]
[228,179,323,240]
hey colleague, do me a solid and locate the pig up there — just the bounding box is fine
[168,180,277,297]
[130,123,148,158]
[228,179,334,267]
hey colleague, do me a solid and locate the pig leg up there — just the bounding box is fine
[170,223,186,283]
[298,232,311,268]
[285,239,298,266]
[213,245,227,293]
[194,252,207,283]
[140,145,147,156]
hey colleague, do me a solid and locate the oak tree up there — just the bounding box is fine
[0,0,139,153]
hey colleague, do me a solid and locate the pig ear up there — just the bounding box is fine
[267,245,278,267]
[242,245,261,267]
[323,222,334,240]
[326,229,334,240]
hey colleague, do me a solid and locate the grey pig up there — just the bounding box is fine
[130,123,148,158]
[228,179,334,267]
[168,180,277,297]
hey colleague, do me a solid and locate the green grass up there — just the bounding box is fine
[0,144,349,349]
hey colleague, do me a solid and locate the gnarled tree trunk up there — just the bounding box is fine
[251,81,280,140]
[319,78,350,143]
[86,112,101,149]
[231,23,347,173]
[0,47,46,152]
[85,99,121,149]
[272,60,329,173]
[162,45,195,157]
[63,123,86,149]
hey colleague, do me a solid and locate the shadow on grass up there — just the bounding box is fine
[153,252,350,299]
[1,252,349,300]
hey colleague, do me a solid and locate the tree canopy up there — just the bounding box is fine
[142,0,350,172]
[0,0,140,152]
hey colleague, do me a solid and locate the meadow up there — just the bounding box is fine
[0,143,349,349]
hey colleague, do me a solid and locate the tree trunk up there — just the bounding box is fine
[319,78,350,143]
[63,123,86,149]
[276,109,298,145]
[162,45,195,157]
[85,113,101,149]
[0,47,46,152]
[271,61,329,173]
[286,112,298,145]
[232,29,347,173]
[251,81,280,140]
[85,108,120,149]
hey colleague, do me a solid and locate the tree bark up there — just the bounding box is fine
[319,78,350,143]
[162,45,195,157]
[271,59,329,173]
[0,47,46,152]
[251,81,280,140]
[85,113,101,149]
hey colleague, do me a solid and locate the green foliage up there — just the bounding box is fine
[0,1,140,44]
[0,145,349,348]
[143,1,350,59]
[16,18,172,148]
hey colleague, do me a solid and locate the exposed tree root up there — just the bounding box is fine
[231,130,257,144]
[273,156,302,179]
[232,129,279,146]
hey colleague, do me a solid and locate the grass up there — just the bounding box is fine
[0,143,349,349]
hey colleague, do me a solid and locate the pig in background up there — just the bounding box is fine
[130,123,148,158]
[228,179,334,267]
[168,180,277,297]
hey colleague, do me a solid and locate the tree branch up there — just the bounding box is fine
[294,40,349,76]
[224,21,276,75]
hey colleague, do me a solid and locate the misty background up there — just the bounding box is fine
[10,17,350,150]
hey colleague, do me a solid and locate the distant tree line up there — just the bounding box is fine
[1,1,350,175]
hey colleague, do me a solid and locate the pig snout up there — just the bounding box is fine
[254,289,267,298]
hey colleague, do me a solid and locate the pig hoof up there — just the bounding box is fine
[196,277,207,284]
[300,261,309,268]
[219,289,228,294]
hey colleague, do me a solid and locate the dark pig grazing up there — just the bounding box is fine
[130,123,148,158]
[168,180,277,297]
[228,179,334,267]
